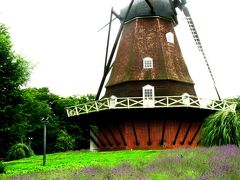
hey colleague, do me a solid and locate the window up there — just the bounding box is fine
[166,32,174,44]
[142,85,155,100]
[143,57,153,69]
[142,85,155,107]
[144,89,153,99]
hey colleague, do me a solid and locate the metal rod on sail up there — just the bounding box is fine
[95,0,135,100]
[97,17,117,32]
[183,6,221,100]
[104,8,114,72]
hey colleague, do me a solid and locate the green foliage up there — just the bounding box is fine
[200,110,240,146]
[54,130,75,152]
[0,22,93,157]
[0,161,5,174]
[6,143,34,161]
[0,23,31,157]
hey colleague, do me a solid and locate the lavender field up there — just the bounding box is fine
[1,145,240,179]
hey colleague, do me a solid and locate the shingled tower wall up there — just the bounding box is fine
[105,17,196,97]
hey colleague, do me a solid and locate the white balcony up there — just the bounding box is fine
[66,96,237,117]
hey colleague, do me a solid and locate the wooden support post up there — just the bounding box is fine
[100,127,113,147]
[173,121,182,145]
[189,122,202,145]
[107,126,119,147]
[147,119,151,146]
[160,120,166,146]
[132,120,139,146]
[116,123,127,146]
[89,126,106,147]
[181,121,193,145]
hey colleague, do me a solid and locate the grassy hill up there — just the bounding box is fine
[1,145,240,179]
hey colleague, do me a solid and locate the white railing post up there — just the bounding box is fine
[85,104,88,113]
[75,106,79,116]
[95,101,99,111]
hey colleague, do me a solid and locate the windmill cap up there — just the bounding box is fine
[120,0,178,24]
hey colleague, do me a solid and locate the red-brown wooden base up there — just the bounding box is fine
[75,108,214,151]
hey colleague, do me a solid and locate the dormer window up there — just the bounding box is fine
[166,32,174,44]
[143,57,153,69]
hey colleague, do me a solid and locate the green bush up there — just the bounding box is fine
[54,130,75,152]
[7,143,34,161]
[0,161,5,174]
[200,110,240,146]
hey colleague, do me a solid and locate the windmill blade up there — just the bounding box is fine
[145,0,155,14]
[95,0,135,100]
[97,9,122,32]
[104,8,114,71]
[97,17,117,32]
[180,4,221,100]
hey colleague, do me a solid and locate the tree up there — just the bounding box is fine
[0,23,31,157]
[12,87,95,154]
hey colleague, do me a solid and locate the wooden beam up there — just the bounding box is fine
[189,122,202,145]
[173,121,182,145]
[180,121,193,145]
[132,120,139,146]
[116,123,127,146]
[148,119,151,146]
[160,120,166,146]
[106,126,119,147]
[89,126,106,147]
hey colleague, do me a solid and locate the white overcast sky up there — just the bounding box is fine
[0,0,240,99]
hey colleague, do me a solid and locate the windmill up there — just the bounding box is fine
[66,0,235,151]
[96,0,221,100]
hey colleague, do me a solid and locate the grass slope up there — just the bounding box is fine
[1,145,240,179]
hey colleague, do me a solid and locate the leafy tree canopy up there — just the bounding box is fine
[0,23,31,157]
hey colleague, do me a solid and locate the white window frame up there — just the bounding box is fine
[142,85,155,107]
[143,57,153,69]
[166,32,174,44]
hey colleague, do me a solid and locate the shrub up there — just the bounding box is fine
[7,143,34,161]
[54,130,75,152]
[0,161,5,174]
[200,110,240,146]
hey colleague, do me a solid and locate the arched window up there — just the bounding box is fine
[166,32,174,44]
[142,85,155,107]
[143,57,153,69]
[142,85,155,100]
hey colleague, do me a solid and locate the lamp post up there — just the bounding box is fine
[28,137,33,149]
[41,117,49,166]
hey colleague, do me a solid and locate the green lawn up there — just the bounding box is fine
[1,145,240,179]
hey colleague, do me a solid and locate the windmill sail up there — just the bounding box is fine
[179,2,221,100]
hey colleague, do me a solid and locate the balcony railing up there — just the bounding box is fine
[66,95,237,117]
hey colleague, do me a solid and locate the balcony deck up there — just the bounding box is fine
[66,96,236,117]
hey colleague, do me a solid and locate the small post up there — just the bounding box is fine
[28,137,33,149]
[41,117,49,166]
